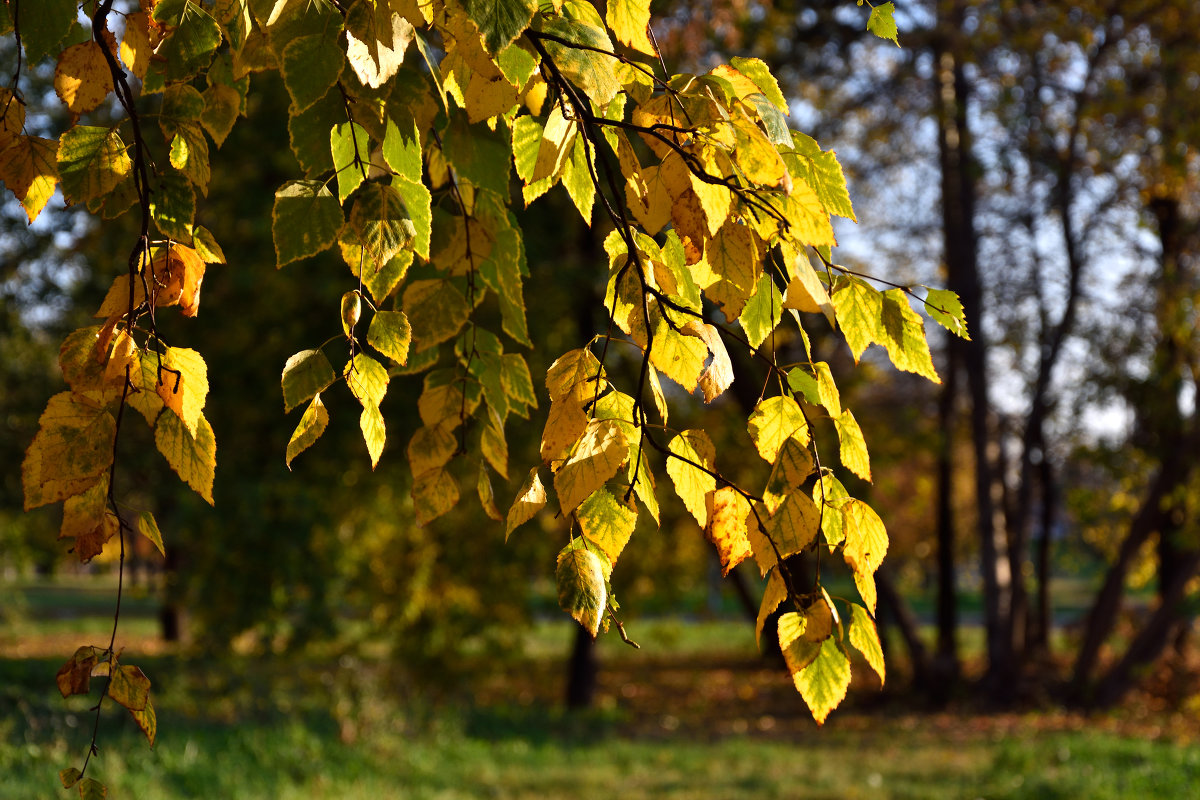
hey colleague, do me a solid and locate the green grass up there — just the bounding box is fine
[4,708,1198,799]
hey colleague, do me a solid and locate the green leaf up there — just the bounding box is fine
[57,126,133,205]
[785,133,856,222]
[168,123,211,195]
[281,349,336,413]
[201,82,242,147]
[848,603,885,685]
[344,352,390,408]
[794,638,851,725]
[924,287,970,339]
[393,177,432,260]
[442,116,511,196]
[465,0,536,55]
[349,182,416,271]
[154,412,217,505]
[740,273,783,350]
[382,116,423,183]
[272,180,344,267]
[561,135,594,224]
[285,394,330,469]
[403,279,470,351]
[288,88,342,174]
[150,169,196,240]
[360,403,386,468]
[867,1,900,46]
[331,122,372,202]
[730,56,788,113]
[282,33,344,113]
[556,546,607,637]
[157,0,223,80]
[136,511,166,557]
[539,18,620,107]
[19,0,75,64]
[576,488,637,566]
[367,310,412,365]
[192,226,226,264]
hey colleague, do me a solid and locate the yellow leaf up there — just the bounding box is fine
[680,320,733,403]
[481,407,509,479]
[693,219,759,320]
[848,603,885,685]
[360,403,386,468]
[532,104,577,184]
[413,466,459,526]
[506,466,547,540]
[606,0,655,55]
[403,279,470,351]
[554,419,629,515]
[842,498,888,577]
[782,247,836,327]
[749,490,820,576]
[154,411,216,505]
[793,638,851,725]
[648,315,708,393]
[556,546,606,637]
[576,488,637,566]
[834,407,871,481]
[407,420,457,477]
[54,41,115,115]
[22,392,116,511]
[854,570,878,616]
[0,135,60,222]
[546,348,606,403]
[665,429,716,527]
[477,461,503,521]
[121,12,153,80]
[747,395,809,463]
[731,114,790,192]
[0,89,25,151]
[704,486,752,576]
[756,568,787,646]
[540,395,588,464]
[136,510,166,558]
[154,346,209,437]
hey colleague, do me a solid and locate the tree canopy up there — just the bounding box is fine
[0,0,970,793]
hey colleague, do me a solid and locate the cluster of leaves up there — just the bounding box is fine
[2,0,961,792]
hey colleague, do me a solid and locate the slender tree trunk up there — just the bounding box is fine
[876,568,930,691]
[565,624,598,709]
[1028,452,1056,653]
[933,19,1011,699]
[932,354,960,688]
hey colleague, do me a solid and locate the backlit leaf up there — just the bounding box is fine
[747,395,809,463]
[346,1,414,89]
[756,568,787,646]
[793,638,851,725]
[281,33,343,113]
[666,429,716,527]
[332,122,372,203]
[344,352,389,408]
[0,135,61,222]
[576,488,637,566]
[705,486,752,575]
[360,403,386,468]
[286,394,330,469]
[136,511,166,557]
[465,0,536,54]
[867,1,900,46]
[367,310,412,365]
[924,287,970,339]
[282,349,336,413]
[57,126,132,205]
[680,320,733,403]
[403,279,470,350]
[848,603,885,684]
[54,42,114,115]
[477,461,503,521]
[834,407,871,481]
[20,0,76,65]
[413,466,459,526]
[22,392,116,511]
[842,497,888,577]
[108,664,150,712]
[606,0,655,55]
[554,419,629,515]
[506,466,547,539]
[350,182,416,272]
[273,181,344,267]
[556,546,607,637]
[154,411,216,504]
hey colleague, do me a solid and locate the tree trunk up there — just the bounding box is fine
[932,352,960,688]
[933,19,1012,700]
[877,568,931,693]
[565,625,598,709]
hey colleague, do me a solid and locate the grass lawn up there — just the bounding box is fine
[3,578,1199,798]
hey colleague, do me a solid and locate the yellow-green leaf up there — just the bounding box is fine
[0,135,60,222]
[666,429,716,527]
[842,497,888,577]
[756,568,787,647]
[747,395,809,463]
[412,466,459,526]
[554,419,629,515]
[344,352,389,408]
[286,394,330,469]
[367,309,412,365]
[22,392,116,511]
[282,349,336,413]
[576,488,637,566]
[506,466,547,540]
[834,407,870,481]
[556,545,607,637]
[848,602,885,684]
[154,411,216,505]
[360,403,386,468]
[793,638,851,725]
[107,663,150,712]
[136,511,166,557]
